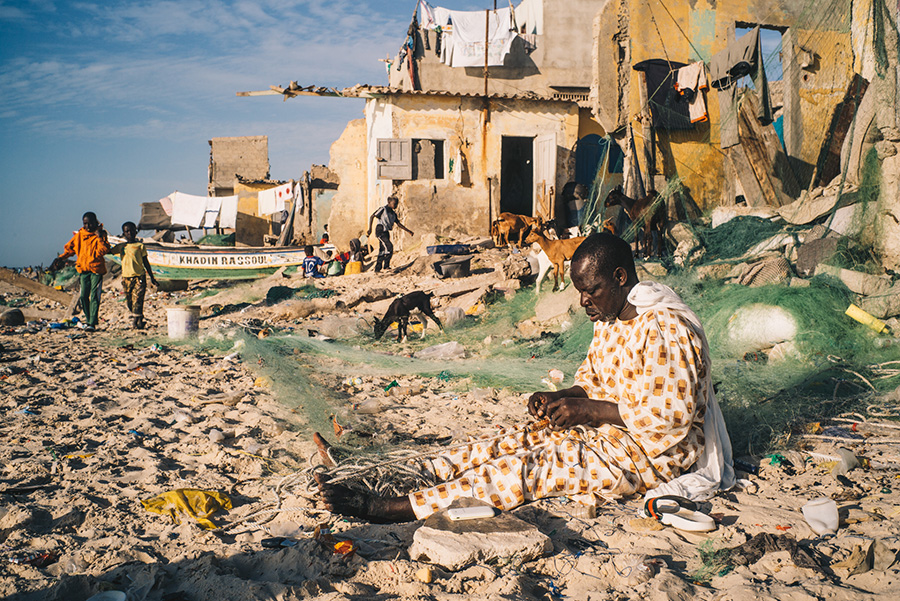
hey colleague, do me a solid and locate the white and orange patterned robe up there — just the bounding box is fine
[408,308,709,519]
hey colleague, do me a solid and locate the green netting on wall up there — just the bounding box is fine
[697,217,786,262]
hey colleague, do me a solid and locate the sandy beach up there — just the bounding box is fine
[2,244,900,601]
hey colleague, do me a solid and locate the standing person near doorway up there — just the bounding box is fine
[367,196,413,273]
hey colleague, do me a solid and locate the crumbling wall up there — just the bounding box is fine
[591,0,629,133]
[326,118,369,249]
[392,0,596,98]
[350,94,578,248]
[208,136,269,197]
[593,0,857,210]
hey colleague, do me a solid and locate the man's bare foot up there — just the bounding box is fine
[313,432,335,468]
[315,472,416,523]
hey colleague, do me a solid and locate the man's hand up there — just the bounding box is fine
[542,398,601,429]
[149,277,159,288]
[527,391,558,419]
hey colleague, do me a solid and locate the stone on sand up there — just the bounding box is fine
[409,500,552,571]
[0,309,25,326]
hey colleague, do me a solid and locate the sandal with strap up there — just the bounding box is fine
[644,495,716,532]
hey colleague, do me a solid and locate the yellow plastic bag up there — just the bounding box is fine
[140,488,232,530]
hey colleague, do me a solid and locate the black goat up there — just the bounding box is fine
[373,291,443,342]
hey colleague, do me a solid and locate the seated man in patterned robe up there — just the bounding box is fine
[315,233,732,522]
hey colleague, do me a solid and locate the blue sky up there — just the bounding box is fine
[0,0,482,267]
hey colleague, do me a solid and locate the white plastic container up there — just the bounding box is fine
[166,305,200,339]
[802,497,839,535]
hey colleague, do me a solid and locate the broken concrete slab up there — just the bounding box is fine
[431,272,502,298]
[534,285,580,322]
[409,499,552,571]
[828,203,866,237]
[438,307,466,328]
[860,284,900,319]
[502,254,531,280]
[447,288,489,313]
[637,262,668,278]
[711,206,779,228]
[814,264,893,297]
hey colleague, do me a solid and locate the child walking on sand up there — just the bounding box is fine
[50,211,111,332]
[110,222,158,329]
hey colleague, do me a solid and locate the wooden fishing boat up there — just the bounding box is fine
[109,241,314,280]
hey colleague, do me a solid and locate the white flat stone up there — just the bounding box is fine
[409,500,552,571]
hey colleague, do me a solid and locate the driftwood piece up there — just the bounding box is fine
[0,268,74,307]
[727,144,768,207]
[735,94,794,207]
[738,92,802,204]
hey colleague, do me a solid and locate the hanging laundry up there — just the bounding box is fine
[171,192,209,228]
[293,182,304,214]
[419,2,451,31]
[257,188,277,216]
[709,26,773,148]
[158,193,174,217]
[202,197,222,228]
[447,7,516,68]
[259,183,292,215]
[273,182,292,212]
[419,1,437,30]
[218,195,239,229]
[675,61,710,123]
[633,59,692,130]
[406,14,420,90]
[623,125,646,201]
[514,0,543,34]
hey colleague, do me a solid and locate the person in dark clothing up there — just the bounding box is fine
[367,196,413,272]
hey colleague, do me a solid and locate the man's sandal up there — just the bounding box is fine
[644,495,716,532]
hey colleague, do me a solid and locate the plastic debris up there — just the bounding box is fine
[140,488,232,530]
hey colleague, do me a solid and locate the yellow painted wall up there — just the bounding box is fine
[385,95,580,240]
[326,118,369,250]
[612,0,854,209]
[234,181,282,247]
[325,94,581,246]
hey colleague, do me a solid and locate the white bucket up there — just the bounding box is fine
[166,306,200,339]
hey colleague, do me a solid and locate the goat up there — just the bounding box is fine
[524,229,586,292]
[493,212,541,247]
[373,291,443,342]
[604,187,667,258]
[530,248,567,295]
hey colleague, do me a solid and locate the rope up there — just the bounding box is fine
[264,420,556,511]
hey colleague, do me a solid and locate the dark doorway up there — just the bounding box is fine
[501,136,533,216]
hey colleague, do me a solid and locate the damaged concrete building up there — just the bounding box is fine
[594,0,900,269]
[244,0,900,269]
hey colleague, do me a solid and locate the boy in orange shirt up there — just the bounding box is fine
[50,212,111,332]
[110,221,158,329]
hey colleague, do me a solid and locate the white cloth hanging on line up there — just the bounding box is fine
[171,192,208,228]
[218,195,239,229]
[446,7,516,68]
[202,197,222,228]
